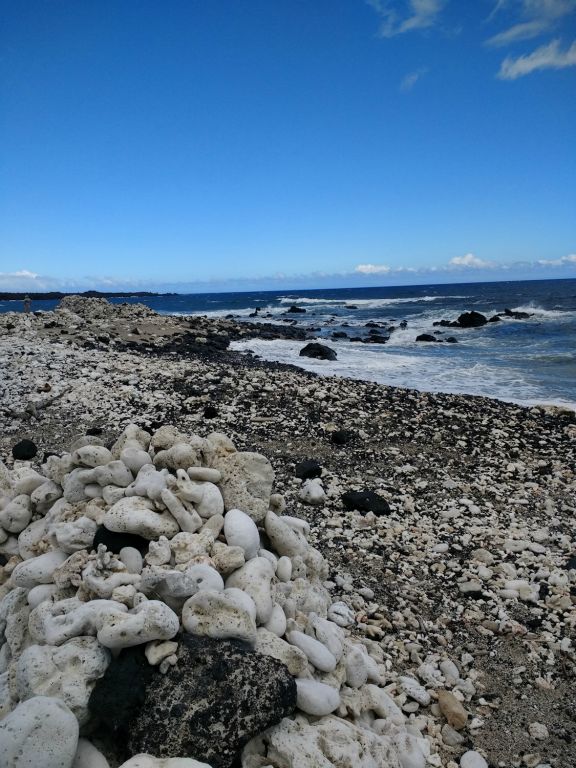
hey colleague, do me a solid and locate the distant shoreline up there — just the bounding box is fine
[0,290,175,301]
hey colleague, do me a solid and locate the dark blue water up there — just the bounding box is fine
[2,279,575,406]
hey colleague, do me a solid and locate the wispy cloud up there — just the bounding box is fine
[366,0,446,37]
[449,253,495,268]
[486,19,550,46]
[400,67,428,90]
[498,38,576,78]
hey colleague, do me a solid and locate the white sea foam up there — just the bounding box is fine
[230,338,576,409]
[277,295,469,308]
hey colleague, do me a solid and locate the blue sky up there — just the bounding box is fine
[1,0,575,292]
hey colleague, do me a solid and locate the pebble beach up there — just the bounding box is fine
[0,297,574,768]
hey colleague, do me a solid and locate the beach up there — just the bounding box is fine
[1,298,575,768]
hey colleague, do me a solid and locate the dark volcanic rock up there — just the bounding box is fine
[203,404,219,419]
[488,315,502,323]
[331,429,356,445]
[286,305,306,313]
[445,336,458,343]
[90,636,296,768]
[503,307,533,319]
[295,458,322,480]
[12,439,38,460]
[92,526,149,555]
[341,489,391,516]
[299,342,337,361]
[415,334,438,343]
[457,311,488,328]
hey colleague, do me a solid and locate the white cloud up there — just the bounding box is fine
[355,263,392,274]
[486,19,550,45]
[400,67,428,91]
[366,0,446,37]
[537,253,576,266]
[498,38,576,78]
[448,253,494,268]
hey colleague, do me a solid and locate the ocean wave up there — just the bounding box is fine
[230,338,576,409]
[277,295,469,308]
[510,304,574,318]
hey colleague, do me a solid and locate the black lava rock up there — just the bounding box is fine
[295,459,322,480]
[286,305,306,313]
[12,439,38,460]
[457,311,488,328]
[203,405,219,419]
[341,489,391,516]
[90,635,296,768]
[299,342,337,361]
[331,429,355,445]
[92,526,149,555]
[415,334,438,342]
[504,307,533,319]
[445,336,458,343]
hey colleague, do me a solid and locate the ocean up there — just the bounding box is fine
[2,278,575,408]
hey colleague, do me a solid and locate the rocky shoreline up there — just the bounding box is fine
[1,298,575,768]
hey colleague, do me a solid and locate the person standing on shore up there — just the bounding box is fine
[23,296,31,312]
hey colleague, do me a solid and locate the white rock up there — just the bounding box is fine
[0,695,79,768]
[162,564,224,598]
[159,489,202,534]
[119,546,144,574]
[72,445,113,467]
[118,755,212,768]
[94,461,133,488]
[345,645,369,688]
[0,495,32,533]
[299,478,326,506]
[15,637,110,725]
[97,599,180,649]
[276,555,292,582]
[72,739,111,768]
[72,739,110,768]
[225,556,274,624]
[11,549,68,588]
[327,601,355,627]
[215,451,274,523]
[255,628,309,676]
[264,511,307,557]
[30,480,63,512]
[460,751,488,768]
[286,630,337,672]
[399,676,431,706]
[120,448,153,474]
[307,613,345,661]
[262,602,287,636]
[104,496,179,539]
[224,508,260,560]
[187,466,222,483]
[27,583,60,609]
[528,722,549,740]
[295,679,340,716]
[145,640,179,666]
[182,589,257,644]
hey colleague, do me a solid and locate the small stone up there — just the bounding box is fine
[438,689,468,730]
[12,439,38,460]
[528,722,549,740]
[460,750,488,768]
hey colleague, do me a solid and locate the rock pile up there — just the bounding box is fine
[1,422,460,768]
